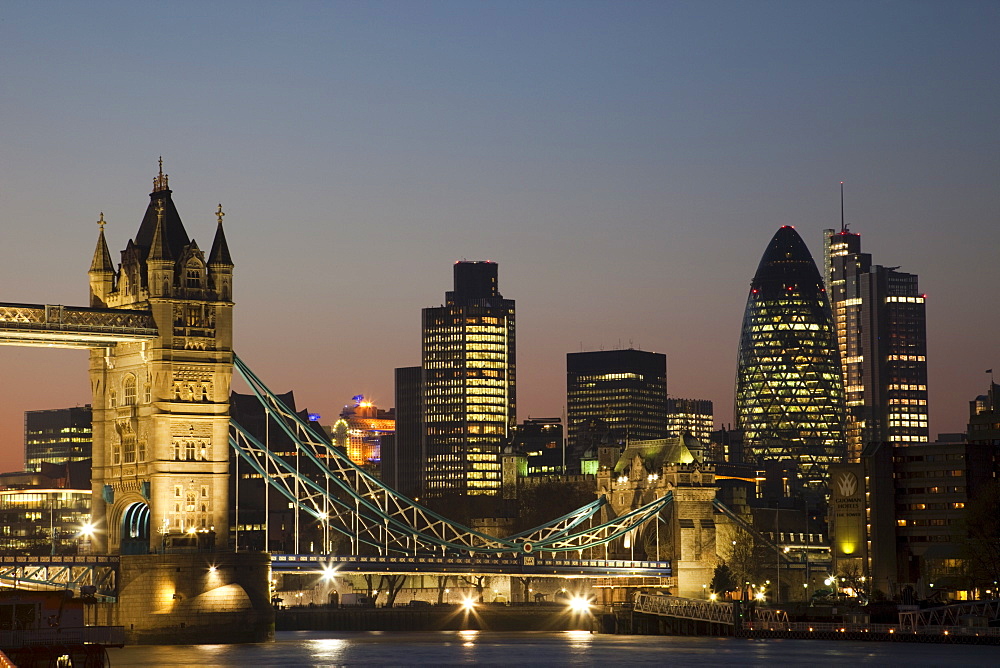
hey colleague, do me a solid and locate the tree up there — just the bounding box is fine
[379,574,407,607]
[711,564,737,598]
[435,575,454,604]
[513,576,536,603]
[727,526,764,599]
[962,481,1000,592]
[460,575,491,603]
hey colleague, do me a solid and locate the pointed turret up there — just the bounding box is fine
[89,213,116,307]
[147,200,175,297]
[134,158,190,260]
[147,200,173,262]
[208,204,234,301]
[208,204,232,266]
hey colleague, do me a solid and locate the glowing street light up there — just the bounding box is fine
[567,595,592,614]
[461,597,476,611]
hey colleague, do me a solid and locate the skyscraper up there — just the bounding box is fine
[736,226,846,490]
[24,406,93,473]
[421,261,515,496]
[824,226,929,461]
[665,398,714,444]
[384,366,423,499]
[566,349,668,468]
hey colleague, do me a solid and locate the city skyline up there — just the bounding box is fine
[0,2,997,473]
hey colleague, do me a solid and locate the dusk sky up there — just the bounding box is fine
[1,1,997,472]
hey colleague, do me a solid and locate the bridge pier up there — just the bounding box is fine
[115,551,272,644]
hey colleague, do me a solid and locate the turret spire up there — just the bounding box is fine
[153,156,170,192]
[148,200,172,261]
[209,203,233,266]
[90,213,114,273]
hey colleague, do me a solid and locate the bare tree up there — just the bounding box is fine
[727,526,763,599]
[460,575,491,603]
[513,576,536,603]
[434,575,453,604]
[379,574,407,607]
[962,482,1000,594]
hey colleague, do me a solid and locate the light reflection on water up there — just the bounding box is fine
[107,630,1000,667]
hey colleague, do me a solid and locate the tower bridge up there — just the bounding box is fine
[0,163,678,596]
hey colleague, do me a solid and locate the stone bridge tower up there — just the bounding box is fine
[88,162,234,554]
[596,436,719,598]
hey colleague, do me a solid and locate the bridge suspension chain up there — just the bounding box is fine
[231,353,672,556]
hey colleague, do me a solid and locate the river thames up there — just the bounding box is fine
[107,630,999,666]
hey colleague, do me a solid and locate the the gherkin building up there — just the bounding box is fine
[736,226,846,489]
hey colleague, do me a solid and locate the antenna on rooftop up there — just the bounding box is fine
[840,181,846,233]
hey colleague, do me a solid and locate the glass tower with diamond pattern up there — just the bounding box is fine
[736,226,846,491]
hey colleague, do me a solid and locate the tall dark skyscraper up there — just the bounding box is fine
[421,261,515,496]
[566,349,668,466]
[736,226,846,490]
[384,366,423,498]
[824,226,929,461]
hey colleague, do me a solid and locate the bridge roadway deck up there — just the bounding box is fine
[0,302,157,347]
[271,554,671,578]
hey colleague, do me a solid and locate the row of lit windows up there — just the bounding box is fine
[899,502,965,510]
[897,518,956,527]
[900,485,964,494]
[896,469,963,479]
[886,296,925,304]
[574,373,645,383]
[887,354,926,361]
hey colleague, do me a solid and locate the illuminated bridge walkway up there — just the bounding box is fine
[271,554,671,578]
[0,302,156,348]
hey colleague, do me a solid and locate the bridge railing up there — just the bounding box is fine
[0,303,157,335]
[898,599,1000,632]
[633,593,736,625]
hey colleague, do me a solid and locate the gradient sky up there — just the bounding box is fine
[1,1,997,472]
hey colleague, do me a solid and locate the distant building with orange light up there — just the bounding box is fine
[332,395,395,466]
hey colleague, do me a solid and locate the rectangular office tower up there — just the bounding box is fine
[665,398,714,444]
[566,349,667,466]
[422,261,516,496]
[25,406,93,473]
[825,228,929,461]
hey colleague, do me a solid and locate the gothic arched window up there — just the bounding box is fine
[186,259,204,289]
[123,374,137,405]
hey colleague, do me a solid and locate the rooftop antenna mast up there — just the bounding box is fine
[840,181,846,233]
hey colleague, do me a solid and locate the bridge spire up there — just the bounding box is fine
[153,156,169,192]
[209,203,233,267]
[148,200,172,261]
[89,213,116,307]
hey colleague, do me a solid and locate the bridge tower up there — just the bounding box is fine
[88,162,234,554]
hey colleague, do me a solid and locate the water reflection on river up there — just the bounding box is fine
[108,630,999,666]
